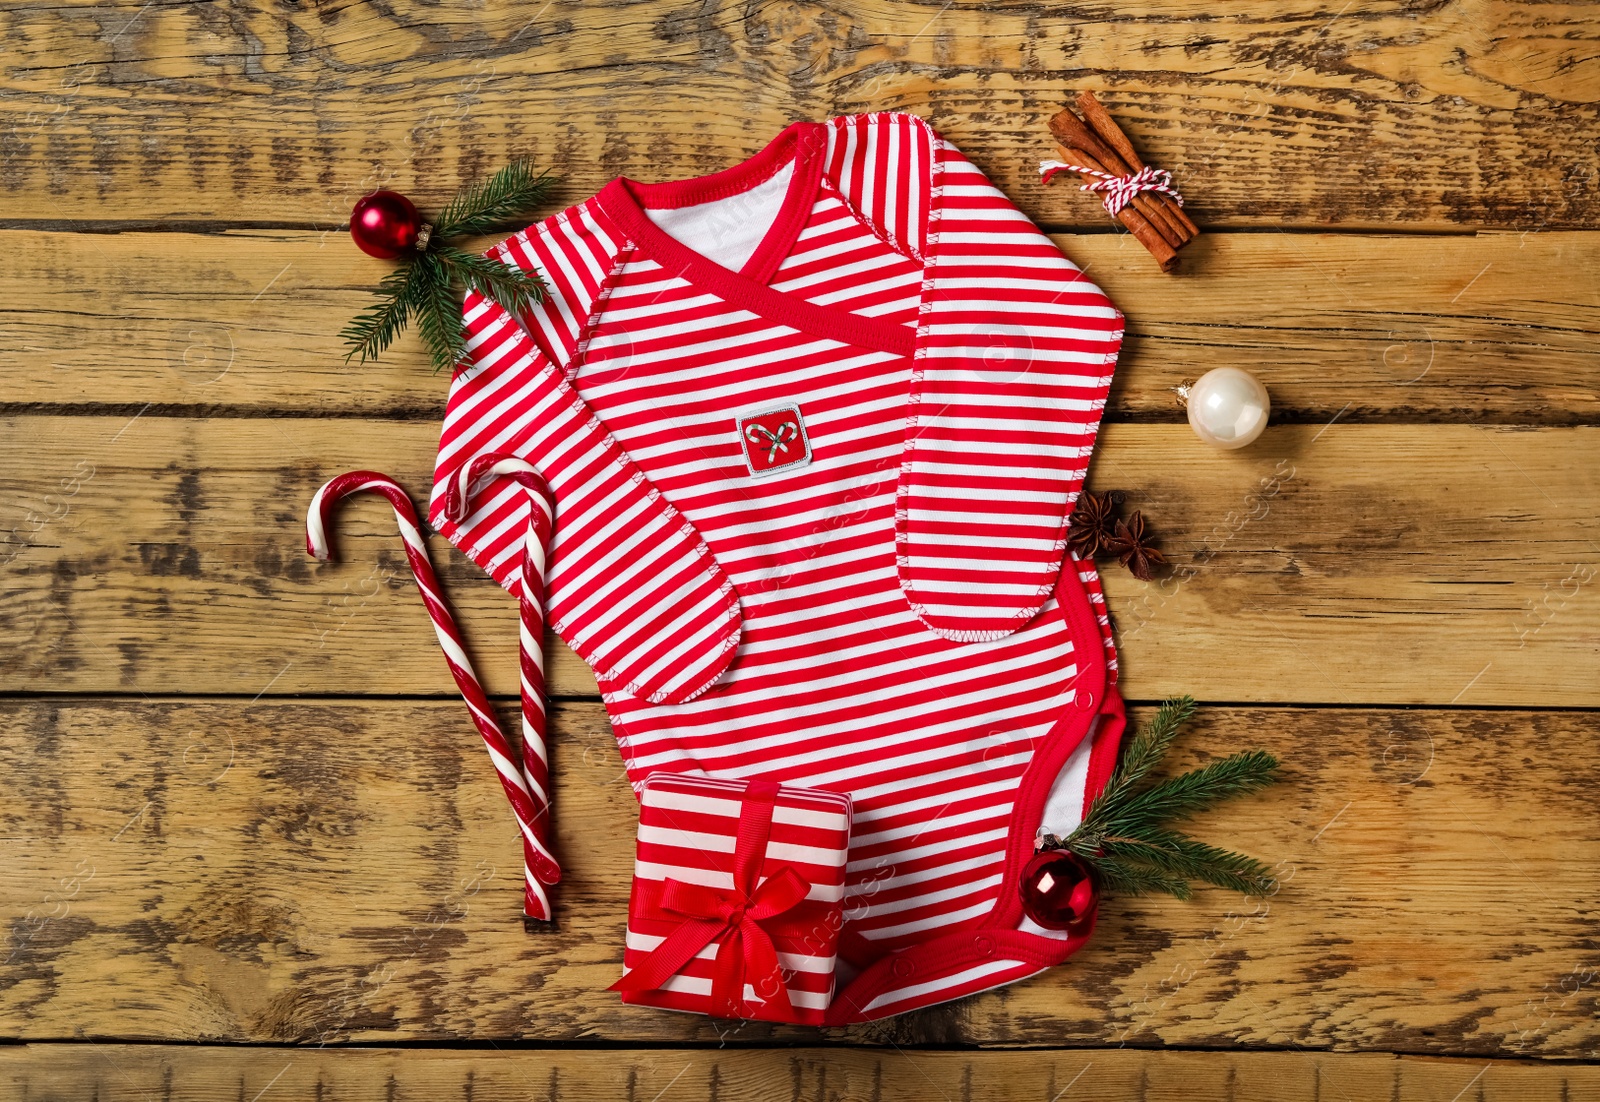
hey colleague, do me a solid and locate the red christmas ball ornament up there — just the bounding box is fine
[1020,848,1098,933]
[349,190,424,259]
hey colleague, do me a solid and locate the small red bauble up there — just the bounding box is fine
[1020,848,1098,933]
[350,190,423,259]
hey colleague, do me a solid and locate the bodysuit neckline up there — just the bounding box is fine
[595,121,916,359]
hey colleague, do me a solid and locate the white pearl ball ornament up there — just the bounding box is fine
[1181,367,1271,449]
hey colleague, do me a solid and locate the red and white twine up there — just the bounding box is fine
[307,466,561,920]
[1039,160,1184,217]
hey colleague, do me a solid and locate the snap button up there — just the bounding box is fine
[974,935,995,958]
[891,957,915,979]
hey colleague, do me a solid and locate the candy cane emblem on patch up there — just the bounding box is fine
[737,403,812,477]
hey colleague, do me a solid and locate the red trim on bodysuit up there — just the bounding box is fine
[596,123,915,360]
[823,549,1125,1024]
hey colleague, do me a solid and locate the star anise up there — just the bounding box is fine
[1067,489,1125,558]
[1104,510,1167,582]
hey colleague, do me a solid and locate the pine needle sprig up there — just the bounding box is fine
[1098,830,1277,897]
[340,264,425,366]
[413,254,469,373]
[1092,857,1194,899]
[1111,749,1280,828]
[342,159,557,373]
[1061,696,1281,900]
[1097,694,1195,807]
[433,160,557,238]
[436,246,546,317]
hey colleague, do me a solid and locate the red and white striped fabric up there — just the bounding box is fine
[613,773,851,1025]
[428,113,1128,1021]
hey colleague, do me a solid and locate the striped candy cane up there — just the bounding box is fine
[306,470,561,920]
[444,453,559,915]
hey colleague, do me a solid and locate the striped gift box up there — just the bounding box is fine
[613,773,852,1025]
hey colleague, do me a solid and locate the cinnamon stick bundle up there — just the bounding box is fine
[1047,92,1198,272]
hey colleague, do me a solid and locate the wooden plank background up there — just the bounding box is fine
[2,0,1598,1097]
[5,699,1598,1054]
[6,1046,1600,1101]
[4,230,1596,422]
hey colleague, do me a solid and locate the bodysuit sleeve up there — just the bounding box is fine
[825,113,1126,644]
[429,202,743,706]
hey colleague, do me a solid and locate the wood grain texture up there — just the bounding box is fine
[3,699,1597,1055]
[2,0,1596,1080]
[1,1,1598,230]
[4,228,1596,423]
[3,1044,1598,1101]
[1,417,1594,706]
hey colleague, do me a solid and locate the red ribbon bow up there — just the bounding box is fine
[611,779,812,1018]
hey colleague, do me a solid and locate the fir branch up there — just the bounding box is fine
[1110,750,1280,828]
[436,246,546,317]
[1075,694,1194,842]
[1098,830,1277,897]
[410,253,468,373]
[340,264,422,365]
[1097,695,1195,812]
[1063,695,1281,903]
[433,160,557,239]
[1090,856,1193,900]
[341,159,559,372]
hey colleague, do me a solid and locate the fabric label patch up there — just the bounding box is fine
[737,404,811,477]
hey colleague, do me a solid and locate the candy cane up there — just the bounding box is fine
[445,454,558,909]
[744,421,799,463]
[306,470,561,920]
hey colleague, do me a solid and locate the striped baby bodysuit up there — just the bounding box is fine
[430,112,1128,1022]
